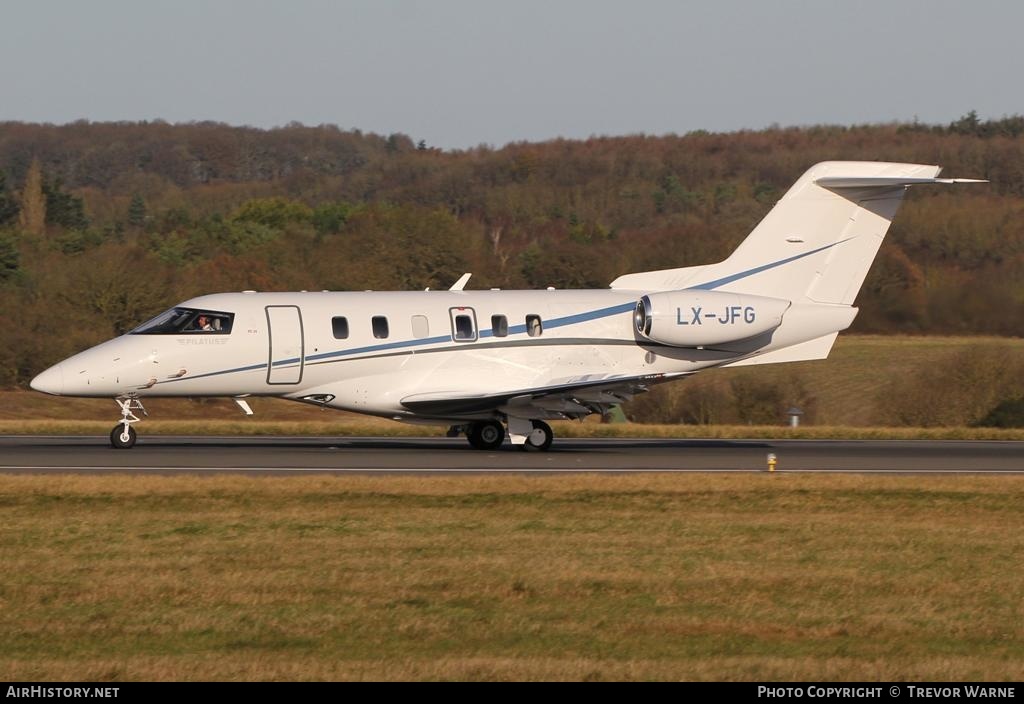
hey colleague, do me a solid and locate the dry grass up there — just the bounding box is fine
[1,473,1023,681]
[1,419,1023,440]
[553,423,1024,441]
[636,334,1024,426]
[779,335,1024,425]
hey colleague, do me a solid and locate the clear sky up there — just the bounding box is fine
[1,0,1021,149]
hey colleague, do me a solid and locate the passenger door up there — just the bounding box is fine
[266,305,304,384]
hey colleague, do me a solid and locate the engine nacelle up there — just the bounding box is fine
[635,290,790,347]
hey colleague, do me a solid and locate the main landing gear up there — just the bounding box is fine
[466,420,505,450]
[110,398,147,449]
[464,418,554,452]
[525,420,554,452]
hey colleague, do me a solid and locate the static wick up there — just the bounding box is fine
[767,453,777,473]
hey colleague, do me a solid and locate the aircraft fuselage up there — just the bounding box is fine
[33,288,742,420]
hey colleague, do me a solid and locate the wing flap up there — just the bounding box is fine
[400,373,681,416]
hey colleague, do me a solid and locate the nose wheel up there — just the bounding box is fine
[110,398,146,449]
[110,425,137,449]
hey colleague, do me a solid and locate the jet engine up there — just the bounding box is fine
[634,290,790,347]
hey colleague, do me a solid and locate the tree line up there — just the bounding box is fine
[0,114,1022,391]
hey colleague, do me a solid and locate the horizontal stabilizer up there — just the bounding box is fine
[612,161,987,305]
[816,176,988,189]
[721,332,839,368]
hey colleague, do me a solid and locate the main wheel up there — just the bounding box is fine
[110,424,137,449]
[522,420,553,452]
[467,420,505,450]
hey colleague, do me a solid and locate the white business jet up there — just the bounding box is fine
[30,162,983,450]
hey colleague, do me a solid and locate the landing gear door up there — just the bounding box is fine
[266,305,304,384]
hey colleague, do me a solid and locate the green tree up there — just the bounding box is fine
[0,231,18,282]
[0,172,19,226]
[312,202,354,236]
[43,177,88,230]
[950,110,981,136]
[55,228,105,255]
[232,197,312,228]
[225,220,279,253]
[386,133,413,153]
[128,193,147,227]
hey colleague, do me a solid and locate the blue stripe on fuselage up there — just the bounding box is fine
[157,241,845,385]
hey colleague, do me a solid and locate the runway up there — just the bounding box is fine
[1,435,1022,474]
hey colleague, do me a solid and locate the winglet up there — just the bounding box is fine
[449,273,472,291]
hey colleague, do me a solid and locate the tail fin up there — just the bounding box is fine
[611,161,984,303]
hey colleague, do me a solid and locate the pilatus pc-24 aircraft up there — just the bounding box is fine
[31,161,983,450]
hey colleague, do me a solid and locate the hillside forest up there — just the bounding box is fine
[1,114,1022,424]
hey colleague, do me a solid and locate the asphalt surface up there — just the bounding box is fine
[1,435,1022,474]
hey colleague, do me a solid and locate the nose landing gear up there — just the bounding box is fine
[110,398,147,449]
[110,424,137,449]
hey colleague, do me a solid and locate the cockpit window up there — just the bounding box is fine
[130,308,234,335]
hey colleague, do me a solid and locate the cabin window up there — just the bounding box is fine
[130,307,234,335]
[372,316,389,339]
[331,316,349,339]
[449,307,477,342]
[411,315,430,339]
[491,314,508,338]
[526,314,543,337]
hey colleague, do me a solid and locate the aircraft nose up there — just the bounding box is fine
[30,364,64,395]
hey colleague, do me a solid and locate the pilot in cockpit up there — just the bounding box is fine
[197,314,214,332]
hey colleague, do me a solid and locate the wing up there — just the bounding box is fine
[399,372,687,418]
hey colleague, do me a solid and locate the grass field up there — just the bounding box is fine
[2,473,1022,681]
[734,334,1024,426]
[632,334,1024,427]
[2,419,1024,440]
